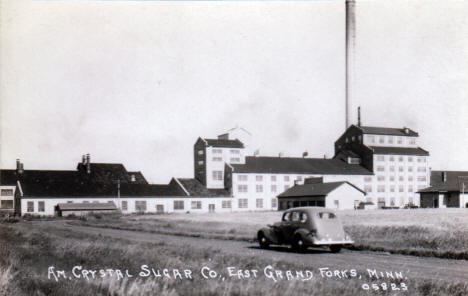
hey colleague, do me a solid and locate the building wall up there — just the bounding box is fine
[194,139,207,186]
[325,183,366,210]
[0,186,16,213]
[363,134,418,148]
[205,146,245,189]
[20,196,235,216]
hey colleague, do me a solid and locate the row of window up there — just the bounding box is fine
[376,166,427,173]
[376,155,426,162]
[366,196,415,206]
[374,175,427,182]
[238,198,277,209]
[27,201,45,212]
[367,135,416,145]
[364,184,425,193]
[237,175,304,182]
[211,157,241,162]
[238,184,290,193]
[212,149,241,154]
[0,189,14,196]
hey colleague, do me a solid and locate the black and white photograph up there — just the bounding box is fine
[1,0,467,295]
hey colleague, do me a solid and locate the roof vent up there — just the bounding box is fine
[403,127,409,134]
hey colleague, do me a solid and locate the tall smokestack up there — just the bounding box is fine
[86,154,91,174]
[345,0,356,129]
[357,106,361,127]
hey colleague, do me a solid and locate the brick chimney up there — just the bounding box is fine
[16,159,24,174]
[86,154,91,174]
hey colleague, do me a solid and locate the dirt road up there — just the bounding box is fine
[32,221,468,284]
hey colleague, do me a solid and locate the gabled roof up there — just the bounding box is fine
[369,146,429,156]
[357,125,419,137]
[76,163,148,184]
[231,157,372,175]
[204,138,244,149]
[176,178,231,197]
[56,202,117,211]
[277,181,366,198]
[418,171,468,193]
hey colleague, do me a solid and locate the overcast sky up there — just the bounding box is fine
[1,0,467,183]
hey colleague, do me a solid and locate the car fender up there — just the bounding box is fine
[258,227,280,244]
[294,228,314,244]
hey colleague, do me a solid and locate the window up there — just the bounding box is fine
[399,176,404,181]
[296,176,303,181]
[230,149,240,154]
[417,157,426,163]
[212,149,222,154]
[271,185,277,193]
[135,201,147,212]
[0,189,13,196]
[377,166,385,172]
[417,167,426,172]
[212,157,223,162]
[38,201,45,212]
[377,185,385,192]
[156,204,164,213]
[319,212,336,219]
[284,176,290,182]
[351,136,355,142]
[399,166,404,172]
[83,201,90,204]
[390,197,396,206]
[222,200,232,209]
[409,197,414,204]
[238,175,248,181]
[27,201,34,212]
[378,136,384,144]
[368,136,375,143]
[191,201,202,209]
[256,199,263,208]
[399,186,404,192]
[408,157,413,162]
[408,166,413,172]
[238,199,248,208]
[271,198,277,208]
[345,137,349,143]
[270,175,276,182]
[390,175,395,181]
[390,185,395,192]
[67,201,73,203]
[334,200,340,208]
[212,171,223,181]
[300,212,308,223]
[388,137,394,144]
[256,175,263,182]
[238,185,248,193]
[358,135,362,142]
[121,201,128,211]
[198,150,204,155]
[390,166,395,172]
[408,186,413,193]
[230,158,240,163]
[364,176,372,182]
[0,200,13,209]
[399,156,404,162]
[92,201,98,203]
[409,139,416,145]
[377,175,385,182]
[256,185,263,193]
[364,186,372,193]
[417,176,427,182]
[198,161,204,165]
[174,200,184,210]
[377,155,385,161]
[408,176,413,182]
[389,156,395,161]
[291,212,300,221]
[397,137,403,144]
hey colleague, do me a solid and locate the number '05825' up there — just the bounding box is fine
[362,283,408,291]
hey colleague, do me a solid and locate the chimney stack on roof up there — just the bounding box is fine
[442,171,447,182]
[86,154,91,174]
[302,151,308,158]
[403,127,409,134]
[82,155,86,165]
[16,159,24,174]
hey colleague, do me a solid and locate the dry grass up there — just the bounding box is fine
[1,222,468,296]
[72,208,468,259]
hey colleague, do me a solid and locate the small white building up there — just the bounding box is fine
[276,177,367,210]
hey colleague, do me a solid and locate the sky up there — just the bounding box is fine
[1,0,467,184]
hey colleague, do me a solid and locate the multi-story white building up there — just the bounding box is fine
[334,125,430,207]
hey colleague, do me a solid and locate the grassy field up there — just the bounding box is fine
[71,208,468,259]
[1,222,468,296]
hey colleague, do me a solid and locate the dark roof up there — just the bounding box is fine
[278,181,366,198]
[204,138,244,148]
[231,157,372,175]
[176,178,231,197]
[76,163,148,184]
[57,202,117,211]
[357,125,418,137]
[369,146,429,156]
[418,171,468,193]
[127,171,148,184]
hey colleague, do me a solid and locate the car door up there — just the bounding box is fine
[281,211,300,242]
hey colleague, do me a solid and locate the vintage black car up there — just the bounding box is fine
[257,207,353,253]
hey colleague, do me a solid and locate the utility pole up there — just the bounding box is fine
[117,179,121,210]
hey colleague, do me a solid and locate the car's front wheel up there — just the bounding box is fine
[258,232,270,249]
[292,235,307,253]
[330,245,342,253]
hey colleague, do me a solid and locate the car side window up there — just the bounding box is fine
[318,212,336,219]
[300,212,308,223]
[282,212,291,221]
[291,212,300,222]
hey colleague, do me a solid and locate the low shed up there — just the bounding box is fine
[277,178,366,210]
[56,202,118,216]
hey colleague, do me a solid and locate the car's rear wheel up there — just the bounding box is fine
[258,233,270,249]
[330,245,342,253]
[292,235,307,253]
